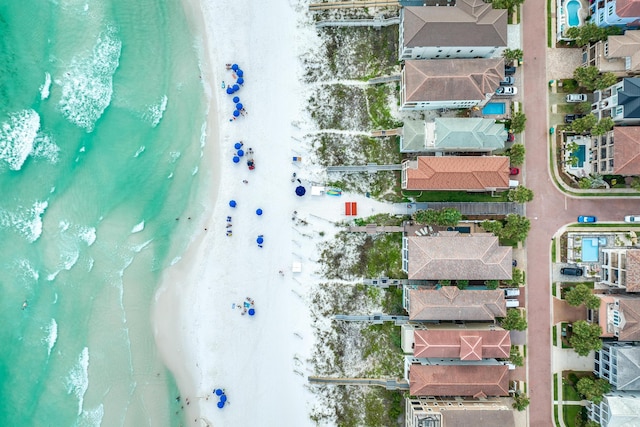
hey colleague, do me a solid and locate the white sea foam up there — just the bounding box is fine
[87,258,94,271]
[40,72,52,100]
[59,26,122,132]
[131,221,144,233]
[47,270,60,281]
[66,347,89,416]
[0,109,41,170]
[143,95,168,127]
[133,146,145,157]
[75,404,104,427]
[0,200,48,242]
[131,238,152,253]
[78,226,96,246]
[169,151,181,162]
[59,220,70,232]
[43,318,58,357]
[32,133,60,163]
[63,250,80,270]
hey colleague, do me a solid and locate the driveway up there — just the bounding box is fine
[522,3,640,425]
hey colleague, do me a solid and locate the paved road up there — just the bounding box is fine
[522,4,640,426]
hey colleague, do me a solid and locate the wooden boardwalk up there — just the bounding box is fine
[309,0,400,10]
[422,202,524,216]
[347,224,404,234]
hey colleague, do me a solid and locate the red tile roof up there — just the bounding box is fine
[413,329,511,360]
[617,0,640,17]
[403,156,510,190]
[408,287,507,321]
[409,364,510,396]
[613,127,640,176]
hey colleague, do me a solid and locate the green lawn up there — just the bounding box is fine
[552,238,557,262]
[554,373,558,399]
[563,405,582,427]
[547,0,552,48]
[552,283,557,297]
[403,190,509,202]
[554,405,560,427]
[552,325,558,346]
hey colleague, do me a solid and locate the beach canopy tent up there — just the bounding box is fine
[292,262,302,273]
[226,87,233,94]
[233,156,240,163]
[229,200,237,207]
[236,103,243,110]
[220,395,227,402]
[257,236,264,244]
[215,389,223,396]
[311,186,325,196]
[345,202,358,216]
[248,308,255,316]
[232,84,239,91]
[232,96,240,103]
[233,110,240,117]
[237,149,244,157]
[231,64,239,71]
[256,208,263,216]
[234,142,242,149]
[237,77,244,85]
[295,186,306,196]
[237,69,244,77]
[217,401,225,408]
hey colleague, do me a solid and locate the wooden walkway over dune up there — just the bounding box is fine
[309,0,400,10]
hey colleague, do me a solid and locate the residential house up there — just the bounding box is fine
[405,397,515,427]
[400,118,508,153]
[595,342,640,391]
[592,294,640,340]
[583,30,640,75]
[590,0,640,28]
[400,58,504,111]
[403,286,507,322]
[408,362,510,397]
[399,0,507,61]
[402,325,511,360]
[401,156,513,191]
[591,127,640,175]
[588,391,640,426]
[592,78,640,125]
[600,247,640,291]
[401,233,513,281]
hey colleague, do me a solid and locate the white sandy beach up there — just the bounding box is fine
[153,0,408,425]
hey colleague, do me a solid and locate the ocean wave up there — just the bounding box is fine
[66,347,89,416]
[143,95,168,127]
[17,258,39,281]
[32,132,60,163]
[40,72,51,100]
[62,249,80,270]
[78,226,96,246]
[59,26,122,132]
[131,221,144,233]
[0,200,48,242]
[75,404,104,427]
[133,146,145,157]
[0,109,41,170]
[43,318,58,357]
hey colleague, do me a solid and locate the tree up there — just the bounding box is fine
[569,320,603,356]
[510,346,524,367]
[508,185,534,203]
[440,280,452,286]
[485,279,500,290]
[565,23,622,47]
[565,283,595,307]
[491,0,526,13]
[570,114,597,134]
[596,72,618,90]
[508,143,526,166]
[577,377,611,404]
[482,220,503,235]
[436,207,463,227]
[579,177,593,189]
[510,112,527,134]
[512,392,530,411]
[574,101,592,114]
[585,421,601,427]
[586,295,601,310]
[501,308,528,331]
[502,48,523,62]
[413,209,439,224]
[507,267,525,287]
[574,66,600,91]
[501,214,531,243]
[591,117,615,136]
[632,177,640,191]
[456,279,469,290]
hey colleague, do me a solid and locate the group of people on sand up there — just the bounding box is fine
[233,297,256,316]
[226,216,232,236]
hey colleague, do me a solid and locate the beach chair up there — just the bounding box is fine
[292,156,302,163]
[414,230,421,236]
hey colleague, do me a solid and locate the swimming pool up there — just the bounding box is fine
[482,102,506,115]
[581,237,605,262]
[566,0,581,27]
[575,144,585,167]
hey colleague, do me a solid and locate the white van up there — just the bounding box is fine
[505,288,520,297]
[506,299,520,308]
[566,94,587,103]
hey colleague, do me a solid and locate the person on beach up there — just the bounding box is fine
[242,180,248,184]
[225,64,231,70]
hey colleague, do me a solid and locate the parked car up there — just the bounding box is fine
[500,76,515,86]
[496,86,518,96]
[566,94,587,103]
[561,267,584,276]
[507,132,515,142]
[510,167,520,175]
[625,215,640,222]
[504,66,516,75]
[578,215,597,223]
[505,288,520,297]
[564,114,585,123]
[512,259,518,267]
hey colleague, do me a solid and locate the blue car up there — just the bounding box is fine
[578,216,597,223]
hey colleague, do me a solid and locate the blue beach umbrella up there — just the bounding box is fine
[237,77,244,85]
[237,149,244,157]
[232,84,239,91]
[217,401,225,409]
[233,110,240,117]
[295,186,306,197]
[256,208,263,216]
[236,69,244,77]
[229,200,237,208]
[234,142,242,149]
[232,96,240,103]
[231,64,239,71]
[248,308,255,316]
[226,87,233,94]
[236,103,243,110]
[215,389,223,396]
[257,236,264,244]
[232,156,240,163]
[220,395,227,403]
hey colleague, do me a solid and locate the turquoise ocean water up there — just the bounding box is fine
[0,0,208,425]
